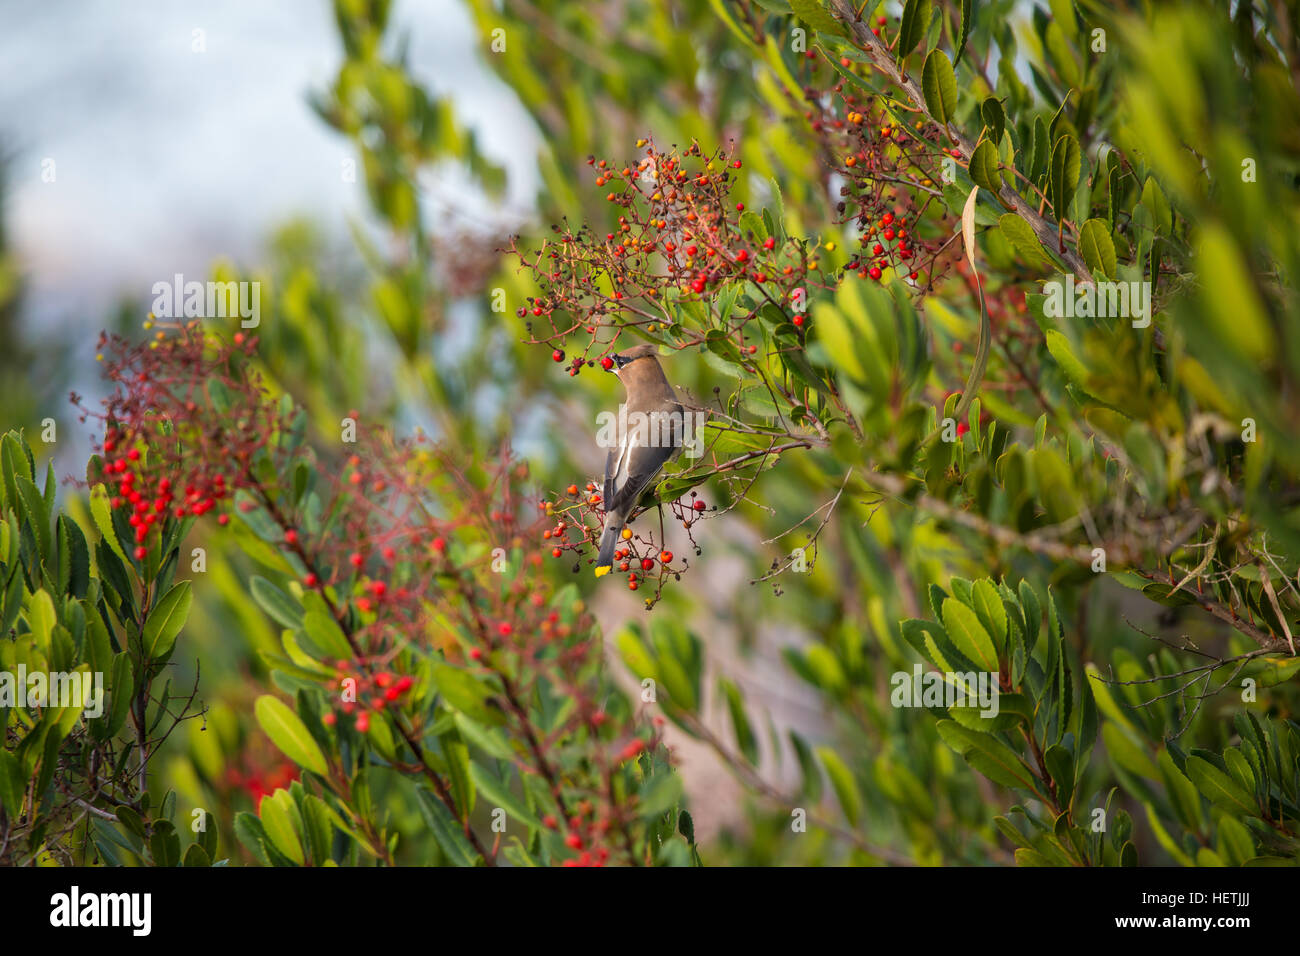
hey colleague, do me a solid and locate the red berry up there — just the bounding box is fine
[133,546,147,560]
[660,551,673,563]
[763,237,775,250]
[692,500,706,512]
[552,349,565,362]
[641,558,655,571]
[285,529,298,545]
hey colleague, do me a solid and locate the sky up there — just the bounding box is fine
[0,0,539,341]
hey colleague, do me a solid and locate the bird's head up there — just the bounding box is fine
[607,343,661,374]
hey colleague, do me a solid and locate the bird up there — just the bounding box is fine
[593,344,684,577]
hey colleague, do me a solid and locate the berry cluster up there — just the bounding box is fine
[76,324,290,561]
[806,56,957,292]
[324,664,415,733]
[509,139,834,370]
[85,328,667,865]
[540,481,713,607]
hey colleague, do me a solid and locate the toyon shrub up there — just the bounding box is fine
[63,325,687,866]
[7,0,1300,870]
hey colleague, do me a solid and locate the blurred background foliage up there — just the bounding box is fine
[3,0,1300,865]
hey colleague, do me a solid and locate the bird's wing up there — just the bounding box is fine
[604,439,674,515]
[602,448,617,504]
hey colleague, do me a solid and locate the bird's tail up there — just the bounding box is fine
[593,519,622,577]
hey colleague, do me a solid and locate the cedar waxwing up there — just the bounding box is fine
[593,344,684,577]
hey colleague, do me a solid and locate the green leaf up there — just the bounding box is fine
[182,843,212,867]
[299,609,352,662]
[254,695,329,776]
[1101,723,1159,780]
[921,49,957,128]
[980,97,1005,147]
[1158,748,1204,833]
[719,678,759,765]
[1185,756,1257,817]
[638,771,684,819]
[250,576,303,630]
[970,579,1009,653]
[470,763,541,828]
[935,720,1038,791]
[259,789,305,865]
[817,747,863,825]
[90,484,129,564]
[1077,219,1117,279]
[789,0,844,35]
[144,581,192,661]
[1044,744,1074,806]
[16,476,50,560]
[431,663,505,726]
[999,213,1050,266]
[941,597,999,671]
[0,749,25,818]
[149,821,181,867]
[969,139,1002,195]
[955,0,974,63]
[1044,330,1091,390]
[896,0,933,67]
[27,588,56,651]
[415,790,479,867]
[1049,134,1080,219]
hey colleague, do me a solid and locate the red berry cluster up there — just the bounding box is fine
[540,482,713,607]
[76,324,289,560]
[804,58,956,291]
[224,757,299,812]
[89,326,668,865]
[509,139,834,369]
[326,663,415,732]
